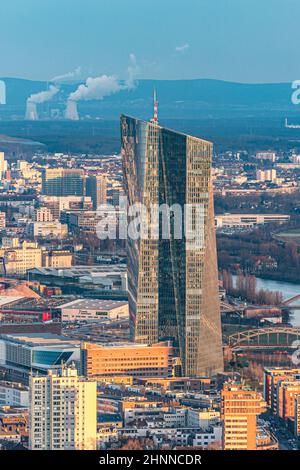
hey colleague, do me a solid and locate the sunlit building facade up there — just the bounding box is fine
[121,115,223,377]
[221,382,266,450]
[42,168,85,196]
[81,341,173,378]
[29,366,97,450]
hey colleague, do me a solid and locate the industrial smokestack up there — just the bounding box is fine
[65,100,79,120]
[25,85,59,120]
[25,101,38,120]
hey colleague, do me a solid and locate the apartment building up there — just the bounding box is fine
[221,382,266,450]
[29,366,97,450]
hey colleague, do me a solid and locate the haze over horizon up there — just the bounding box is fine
[1,0,300,84]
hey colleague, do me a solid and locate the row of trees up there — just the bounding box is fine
[222,270,283,305]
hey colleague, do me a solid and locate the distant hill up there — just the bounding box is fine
[0,77,299,120]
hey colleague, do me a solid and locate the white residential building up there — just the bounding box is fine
[29,366,97,450]
[187,409,220,429]
[0,381,29,407]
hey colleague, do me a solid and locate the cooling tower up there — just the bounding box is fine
[25,101,38,120]
[65,100,79,120]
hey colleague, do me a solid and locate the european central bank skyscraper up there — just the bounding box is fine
[121,114,223,377]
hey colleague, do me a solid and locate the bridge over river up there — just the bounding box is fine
[227,326,300,351]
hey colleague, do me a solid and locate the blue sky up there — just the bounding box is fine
[0,0,300,83]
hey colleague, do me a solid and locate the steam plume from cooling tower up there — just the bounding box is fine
[51,67,82,83]
[125,53,139,90]
[64,75,122,121]
[69,75,122,102]
[25,85,59,120]
[65,54,139,119]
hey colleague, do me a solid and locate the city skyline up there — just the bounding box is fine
[1,0,300,456]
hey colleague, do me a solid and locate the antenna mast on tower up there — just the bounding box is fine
[153,88,158,124]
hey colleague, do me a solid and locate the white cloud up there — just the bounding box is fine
[175,43,190,53]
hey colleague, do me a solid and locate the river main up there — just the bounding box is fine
[232,276,300,327]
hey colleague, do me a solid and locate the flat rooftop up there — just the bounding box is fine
[84,341,171,349]
[0,296,25,307]
[59,299,128,310]
[0,381,28,392]
[0,333,80,348]
[28,264,126,278]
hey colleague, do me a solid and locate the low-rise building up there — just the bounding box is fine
[256,151,276,162]
[35,207,53,222]
[42,250,73,268]
[81,341,174,379]
[59,299,128,322]
[0,406,28,442]
[0,333,81,383]
[187,409,220,429]
[0,212,6,230]
[215,213,290,229]
[0,381,29,407]
[118,425,222,449]
[28,221,68,239]
[0,241,42,275]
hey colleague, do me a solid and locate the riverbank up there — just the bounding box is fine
[232,274,300,300]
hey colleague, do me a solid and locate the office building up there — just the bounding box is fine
[40,195,93,219]
[41,168,85,196]
[0,152,8,178]
[86,174,107,210]
[294,395,300,436]
[29,366,97,450]
[0,241,42,275]
[59,299,128,322]
[215,213,290,229]
[121,115,223,377]
[0,212,5,230]
[0,333,80,383]
[256,151,276,162]
[221,382,266,450]
[263,367,300,413]
[35,207,54,222]
[28,264,128,292]
[256,169,277,183]
[42,249,73,268]
[27,221,68,239]
[277,378,300,421]
[81,341,174,378]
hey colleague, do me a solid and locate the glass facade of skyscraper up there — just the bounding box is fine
[121,115,223,377]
